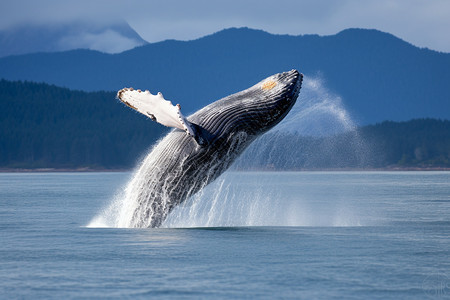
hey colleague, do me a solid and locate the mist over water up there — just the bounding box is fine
[88,76,371,228]
[276,76,356,136]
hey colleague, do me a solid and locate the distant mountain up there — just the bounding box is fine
[0,20,147,57]
[0,27,449,124]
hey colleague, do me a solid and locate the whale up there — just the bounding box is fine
[117,70,303,228]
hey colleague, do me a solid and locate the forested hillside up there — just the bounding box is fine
[0,80,448,170]
[360,119,450,168]
[0,79,165,169]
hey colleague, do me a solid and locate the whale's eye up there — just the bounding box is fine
[261,80,277,90]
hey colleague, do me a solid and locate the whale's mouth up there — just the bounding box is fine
[281,69,302,99]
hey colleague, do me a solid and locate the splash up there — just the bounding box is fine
[276,76,356,136]
[88,76,368,228]
[87,131,250,228]
[162,172,363,227]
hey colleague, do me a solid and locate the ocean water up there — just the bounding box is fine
[0,171,449,299]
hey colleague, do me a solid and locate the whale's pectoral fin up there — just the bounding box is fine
[117,88,196,138]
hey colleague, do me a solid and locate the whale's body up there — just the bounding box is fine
[118,70,303,228]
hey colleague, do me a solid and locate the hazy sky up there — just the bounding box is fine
[1,0,450,52]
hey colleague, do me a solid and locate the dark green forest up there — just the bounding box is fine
[0,79,166,169]
[0,79,449,170]
[360,119,450,168]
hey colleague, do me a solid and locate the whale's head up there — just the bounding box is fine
[190,70,303,142]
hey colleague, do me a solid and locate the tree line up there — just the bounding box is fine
[0,79,448,170]
[0,79,166,169]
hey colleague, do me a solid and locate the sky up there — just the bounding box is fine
[1,0,450,53]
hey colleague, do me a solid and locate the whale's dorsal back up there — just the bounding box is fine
[117,88,196,138]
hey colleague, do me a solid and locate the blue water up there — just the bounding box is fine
[0,172,449,299]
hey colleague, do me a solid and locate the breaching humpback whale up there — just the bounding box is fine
[117,70,303,228]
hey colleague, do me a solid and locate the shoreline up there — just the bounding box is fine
[1,167,449,173]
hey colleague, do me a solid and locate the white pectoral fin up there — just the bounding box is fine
[117,88,195,137]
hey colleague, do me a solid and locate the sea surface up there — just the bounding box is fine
[0,171,449,299]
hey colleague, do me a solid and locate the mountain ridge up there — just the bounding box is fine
[0,27,449,124]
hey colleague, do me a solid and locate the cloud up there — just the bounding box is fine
[57,29,144,53]
[1,0,450,52]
